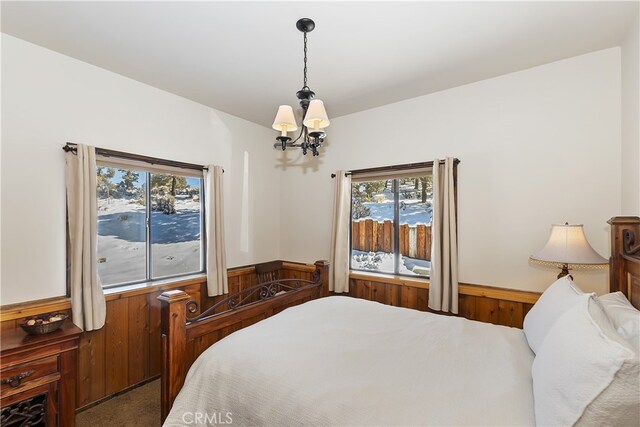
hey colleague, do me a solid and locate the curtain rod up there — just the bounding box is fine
[62,142,218,173]
[330,159,460,178]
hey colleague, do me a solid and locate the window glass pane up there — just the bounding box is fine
[398,176,432,277]
[150,174,202,279]
[350,180,395,274]
[97,167,147,286]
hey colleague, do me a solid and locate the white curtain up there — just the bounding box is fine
[429,157,459,314]
[204,165,228,297]
[330,171,352,293]
[66,144,106,331]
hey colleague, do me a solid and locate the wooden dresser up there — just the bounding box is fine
[0,321,82,426]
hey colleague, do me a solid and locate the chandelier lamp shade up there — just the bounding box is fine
[272,106,298,136]
[272,18,330,156]
[529,223,608,279]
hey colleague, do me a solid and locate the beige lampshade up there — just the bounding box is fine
[302,99,330,130]
[272,105,298,135]
[530,223,607,268]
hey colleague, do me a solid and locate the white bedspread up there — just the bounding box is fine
[165,296,535,426]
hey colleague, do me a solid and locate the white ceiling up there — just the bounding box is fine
[2,1,638,127]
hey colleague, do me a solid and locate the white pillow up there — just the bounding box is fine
[532,295,639,426]
[599,291,640,353]
[523,276,586,354]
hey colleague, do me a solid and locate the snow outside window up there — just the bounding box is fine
[350,174,433,278]
[96,164,205,288]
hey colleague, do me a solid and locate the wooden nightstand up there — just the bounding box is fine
[0,321,82,426]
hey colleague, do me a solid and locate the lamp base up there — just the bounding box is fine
[557,263,573,280]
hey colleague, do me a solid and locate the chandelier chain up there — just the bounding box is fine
[273,18,325,157]
[303,31,308,89]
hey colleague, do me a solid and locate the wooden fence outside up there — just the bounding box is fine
[352,219,431,260]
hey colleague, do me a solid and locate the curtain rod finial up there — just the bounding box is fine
[62,143,77,153]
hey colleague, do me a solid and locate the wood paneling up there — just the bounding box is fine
[458,294,476,320]
[105,298,128,395]
[385,283,401,307]
[372,281,388,304]
[77,327,106,407]
[353,279,371,300]
[347,274,540,328]
[497,300,525,328]
[73,276,216,410]
[400,286,417,310]
[475,297,499,324]
[128,294,149,385]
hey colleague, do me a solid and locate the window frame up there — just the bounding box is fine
[96,162,207,290]
[346,160,460,280]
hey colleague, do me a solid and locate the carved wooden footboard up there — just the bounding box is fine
[158,260,330,421]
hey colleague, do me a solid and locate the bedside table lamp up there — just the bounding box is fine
[530,223,608,279]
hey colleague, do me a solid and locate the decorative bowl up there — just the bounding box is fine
[19,313,68,335]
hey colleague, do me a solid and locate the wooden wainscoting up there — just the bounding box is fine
[0,261,319,411]
[75,279,204,409]
[348,272,540,328]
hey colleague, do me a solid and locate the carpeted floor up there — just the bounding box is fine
[76,379,161,427]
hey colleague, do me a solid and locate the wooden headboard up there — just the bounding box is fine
[609,216,640,310]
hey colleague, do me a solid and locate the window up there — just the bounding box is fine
[350,170,433,278]
[96,164,204,288]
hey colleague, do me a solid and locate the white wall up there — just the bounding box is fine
[279,48,622,295]
[0,34,281,305]
[0,34,628,304]
[621,15,640,215]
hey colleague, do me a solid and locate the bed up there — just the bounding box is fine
[159,217,640,426]
[165,296,535,426]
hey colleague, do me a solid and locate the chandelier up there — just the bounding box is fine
[272,18,330,157]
